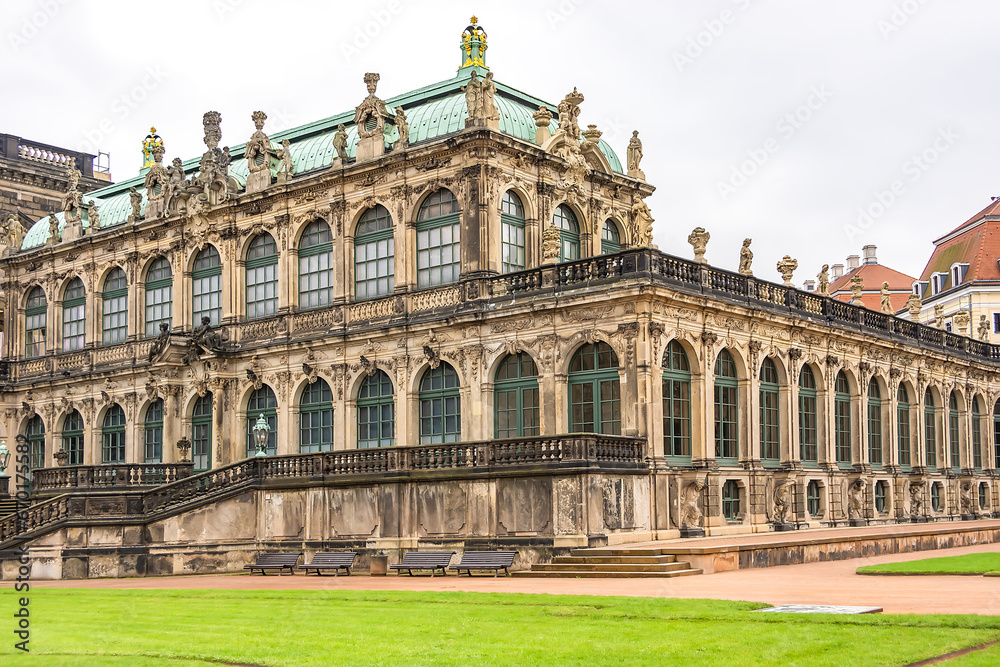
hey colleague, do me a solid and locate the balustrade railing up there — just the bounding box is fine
[33,463,195,493]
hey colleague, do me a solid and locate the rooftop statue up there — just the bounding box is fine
[557,88,583,140]
[979,314,990,341]
[128,187,143,222]
[777,255,798,287]
[463,70,500,128]
[143,143,169,217]
[332,124,350,161]
[354,73,388,139]
[934,304,945,329]
[245,110,273,193]
[849,273,864,303]
[3,211,26,252]
[880,281,892,314]
[196,111,233,204]
[46,214,60,246]
[85,201,99,232]
[688,227,709,264]
[275,140,294,184]
[738,238,753,276]
[627,130,645,180]
[817,264,830,296]
[905,293,921,319]
[630,194,654,247]
[394,107,410,150]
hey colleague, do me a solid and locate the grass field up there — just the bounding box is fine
[2,589,1000,666]
[857,553,1000,576]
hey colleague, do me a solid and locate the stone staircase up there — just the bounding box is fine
[517,547,702,578]
[0,498,18,520]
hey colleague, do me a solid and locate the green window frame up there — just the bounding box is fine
[874,480,887,514]
[759,358,780,464]
[931,482,942,512]
[834,372,852,466]
[245,234,278,320]
[354,206,395,301]
[419,363,461,444]
[416,189,460,288]
[101,404,126,464]
[995,400,1000,470]
[27,414,46,471]
[501,191,526,273]
[553,204,580,262]
[722,480,741,522]
[299,379,334,453]
[972,398,983,471]
[601,219,621,255]
[798,366,818,464]
[948,392,961,471]
[714,350,739,461]
[494,353,539,439]
[868,382,882,468]
[61,412,82,466]
[925,390,937,470]
[192,393,213,472]
[806,480,821,517]
[144,399,164,463]
[24,286,47,359]
[62,277,86,352]
[144,257,172,337]
[102,267,128,345]
[662,341,691,460]
[358,370,395,448]
[897,385,911,470]
[298,220,334,310]
[192,246,222,326]
[569,342,621,435]
[245,385,277,457]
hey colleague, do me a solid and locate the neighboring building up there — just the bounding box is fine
[827,245,916,313]
[1,20,999,580]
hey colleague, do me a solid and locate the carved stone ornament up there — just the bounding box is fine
[850,274,864,303]
[678,480,706,530]
[688,227,709,264]
[463,71,500,129]
[776,255,798,287]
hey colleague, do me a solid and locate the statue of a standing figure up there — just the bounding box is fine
[46,214,60,246]
[880,281,892,314]
[978,314,990,341]
[688,227,710,264]
[627,130,644,179]
[679,480,706,530]
[129,187,143,221]
[847,478,867,520]
[332,124,349,161]
[394,107,409,149]
[773,479,794,525]
[738,238,753,276]
[850,274,864,303]
[817,264,830,296]
[630,194,654,247]
[934,304,945,329]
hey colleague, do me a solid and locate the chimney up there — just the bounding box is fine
[831,264,844,279]
[803,280,816,292]
[862,245,877,265]
[846,255,860,270]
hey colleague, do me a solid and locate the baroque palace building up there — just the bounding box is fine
[1,20,999,578]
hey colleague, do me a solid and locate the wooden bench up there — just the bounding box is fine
[243,552,301,575]
[450,550,517,577]
[300,552,357,576]
[388,551,456,576]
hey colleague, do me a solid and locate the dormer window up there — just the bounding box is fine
[950,263,969,287]
[912,281,928,296]
[930,273,946,295]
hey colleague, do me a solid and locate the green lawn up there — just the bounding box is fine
[2,589,1000,666]
[857,553,1000,576]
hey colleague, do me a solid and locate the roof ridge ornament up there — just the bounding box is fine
[141,127,163,171]
[460,16,488,71]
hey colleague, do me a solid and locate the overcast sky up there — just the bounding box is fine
[5,0,999,285]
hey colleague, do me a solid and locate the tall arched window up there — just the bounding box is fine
[144,257,172,337]
[62,278,86,352]
[601,220,621,254]
[192,246,222,326]
[972,397,982,470]
[925,389,937,470]
[868,382,882,467]
[948,392,961,471]
[897,385,911,470]
[552,204,580,262]
[144,399,163,463]
[101,404,126,464]
[27,415,46,470]
[298,220,333,309]
[569,342,620,435]
[354,206,394,300]
[245,386,277,457]
[500,191,526,273]
[714,350,739,461]
[61,412,82,466]
[798,366,818,464]
[662,341,691,460]
[192,393,213,471]
[416,189,460,288]
[299,379,334,453]
[24,286,47,358]
[760,358,780,464]
[102,268,128,345]
[358,370,395,448]
[245,234,278,320]
[419,363,461,444]
[494,353,539,438]
[834,372,851,466]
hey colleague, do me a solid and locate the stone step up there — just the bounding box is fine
[515,568,703,578]
[551,555,678,565]
[570,548,670,557]
[531,561,693,573]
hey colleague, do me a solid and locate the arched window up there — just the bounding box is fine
[948,392,961,470]
[897,385,911,469]
[354,206,394,300]
[760,358,780,464]
[192,246,222,326]
[25,286,47,358]
[798,366,818,464]
[27,415,46,470]
[101,404,126,464]
[62,278,86,352]
[834,372,851,465]
[722,480,741,522]
[925,390,937,469]
[416,189,460,288]
[494,353,539,439]
[358,370,395,448]
[192,393,213,472]
[552,204,580,262]
[245,386,277,457]
[806,480,821,517]
[102,268,128,345]
[714,350,738,461]
[868,382,882,467]
[61,412,82,466]
[299,379,334,453]
[601,220,621,254]
[972,397,983,470]
[144,399,164,463]
[662,341,691,459]
[874,480,888,514]
[569,342,620,435]
[500,191,526,273]
[246,234,278,320]
[419,363,461,444]
[298,220,334,309]
[144,257,172,337]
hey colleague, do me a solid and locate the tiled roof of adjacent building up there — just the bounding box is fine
[829,261,917,313]
[914,198,1000,297]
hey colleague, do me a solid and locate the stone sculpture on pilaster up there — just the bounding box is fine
[850,274,864,304]
[354,73,389,161]
[557,88,583,140]
[2,211,26,254]
[245,110,274,194]
[978,315,990,341]
[143,143,169,218]
[678,479,706,537]
[196,111,233,205]
[463,70,500,129]
[627,130,645,180]
[688,227,709,264]
[275,140,294,184]
[332,124,350,166]
[128,187,143,222]
[533,105,553,144]
[880,282,892,314]
[393,107,410,150]
[541,226,562,265]
[738,238,753,276]
[954,309,970,336]
[61,167,86,241]
[46,214,60,246]
[630,194,654,247]
[934,304,945,329]
[817,264,830,296]
[906,293,922,319]
[777,255,798,287]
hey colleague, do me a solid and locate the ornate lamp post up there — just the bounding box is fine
[252,414,270,457]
